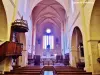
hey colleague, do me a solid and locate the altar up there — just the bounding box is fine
[41,55,56,65]
[41,55,56,60]
[41,49,56,65]
[41,46,57,65]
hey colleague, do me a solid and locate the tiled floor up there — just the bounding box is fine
[44,71,53,75]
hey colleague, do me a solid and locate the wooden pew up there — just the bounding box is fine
[4,66,42,75]
[3,73,40,75]
[55,66,84,72]
[55,66,92,75]
[57,72,92,75]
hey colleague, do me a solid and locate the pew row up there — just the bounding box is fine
[4,66,43,75]
[55,66,92,75]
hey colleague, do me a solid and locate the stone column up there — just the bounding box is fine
[88,40,100,75]
[18,56,22,66]
[21,50,28,67]
[0,57,12,74]
[70,47,80,67]
[17,51,28,67]
[61,28,64,55]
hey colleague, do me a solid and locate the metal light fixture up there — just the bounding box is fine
[97,57,100,63]
[11,16,29,32]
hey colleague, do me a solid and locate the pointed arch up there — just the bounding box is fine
[0,0,8,42]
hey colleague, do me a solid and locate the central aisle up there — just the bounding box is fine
[44,71,53,75]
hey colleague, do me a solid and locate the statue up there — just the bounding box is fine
[46,45,51,58]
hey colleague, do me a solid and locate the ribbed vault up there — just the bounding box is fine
[31,0,67,27]
[31,0,67,55]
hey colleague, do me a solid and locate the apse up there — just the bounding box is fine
[31,0,67,55]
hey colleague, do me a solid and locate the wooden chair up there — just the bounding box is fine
[64,53,69,65]
[56,55,63,63]
[33,55,40,65]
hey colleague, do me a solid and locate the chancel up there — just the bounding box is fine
[0,0,100,75]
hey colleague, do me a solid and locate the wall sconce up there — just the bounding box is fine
[11,16,29,32]
[97,57,100,63]
[0,40,2,42]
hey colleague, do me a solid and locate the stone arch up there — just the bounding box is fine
[31,0,67,55]
[90,0,100,40]
[0,0,8,42]
[30,0,67,16]
[89,0,100,73]
[70,26,84,68]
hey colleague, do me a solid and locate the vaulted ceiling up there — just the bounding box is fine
[31,0,67,28]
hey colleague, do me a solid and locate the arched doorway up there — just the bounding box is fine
[70,27,85,68]
[90,0,100,40]
[89,0,100,73]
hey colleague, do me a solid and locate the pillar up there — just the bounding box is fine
[70,46,79,67]
[83,39,91,72]
[61,28,64,55]
[88,40,100,75]
[21,50,28,67]
[0,57,12,74]
[18,50,28,67]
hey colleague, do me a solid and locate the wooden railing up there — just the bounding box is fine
[0,41,23,62]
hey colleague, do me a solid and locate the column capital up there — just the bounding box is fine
[87,40,100,42]
[70,49,79,52]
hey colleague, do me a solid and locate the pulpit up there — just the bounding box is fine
[11,17,28,32]
[0,41,23,62]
